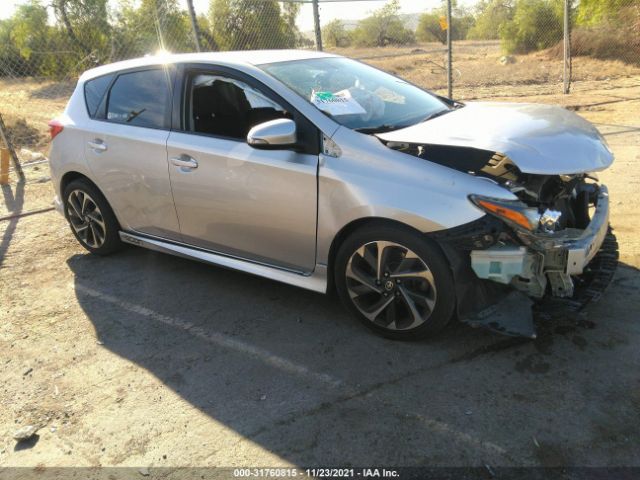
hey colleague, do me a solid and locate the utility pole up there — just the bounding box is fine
[446,0,452,98]
[563,0,571,94]
[312,0,323,51]
[186,0,202,52]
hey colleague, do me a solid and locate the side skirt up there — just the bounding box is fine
[119,231,328,294]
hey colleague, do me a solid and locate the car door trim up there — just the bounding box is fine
[119,230,328,293]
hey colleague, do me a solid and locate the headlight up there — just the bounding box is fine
[469,195,540,231]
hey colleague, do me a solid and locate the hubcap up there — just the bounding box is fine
[345,241,437,331]
[66,189,106,249]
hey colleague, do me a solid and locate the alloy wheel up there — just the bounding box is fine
[66,189,107,249]
[345,241,437,331]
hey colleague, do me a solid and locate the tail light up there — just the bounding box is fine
[48,119,64,140]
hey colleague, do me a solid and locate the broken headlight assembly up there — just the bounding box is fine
[468,195,541,232]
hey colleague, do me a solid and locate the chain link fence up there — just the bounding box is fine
[0,0,639,175]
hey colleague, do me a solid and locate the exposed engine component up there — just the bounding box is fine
[395,142,611,302]
[384,140,598,233]
[539,209,563,233]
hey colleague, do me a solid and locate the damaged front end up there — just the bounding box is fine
[465,172,617,337]
[410,145,618,338]
[374,102,618,337]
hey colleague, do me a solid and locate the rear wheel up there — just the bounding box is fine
[335,223,455,340]
[63,179,122,255]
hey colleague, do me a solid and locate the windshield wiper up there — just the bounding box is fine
[420,108,453,123]
[355,124,402,134]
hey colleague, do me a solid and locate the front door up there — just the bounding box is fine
[166,70,319,272]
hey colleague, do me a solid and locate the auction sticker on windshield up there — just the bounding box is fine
[311,89,367,116]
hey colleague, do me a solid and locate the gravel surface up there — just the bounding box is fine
[1,82,639,468]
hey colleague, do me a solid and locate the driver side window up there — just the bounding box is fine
[187,73,291,140]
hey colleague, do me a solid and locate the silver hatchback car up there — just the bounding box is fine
[49,50,617,340]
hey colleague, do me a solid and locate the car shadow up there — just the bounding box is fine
[66,247,640,466]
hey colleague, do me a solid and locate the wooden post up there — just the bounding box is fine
[0,148,9,185]
[0,113,24,182]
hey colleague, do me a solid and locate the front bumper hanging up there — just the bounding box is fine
[434,185,618,338]
[469,185,611,297]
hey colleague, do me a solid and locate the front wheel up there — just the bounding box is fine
[334,223,456,340]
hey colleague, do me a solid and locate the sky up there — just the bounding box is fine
[0,0,476,31]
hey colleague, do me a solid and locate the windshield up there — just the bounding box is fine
[259,57,449,132]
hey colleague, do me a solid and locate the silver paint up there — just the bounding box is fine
[166,130,318,272]
[378,102,614,175]
[247,118,297,146]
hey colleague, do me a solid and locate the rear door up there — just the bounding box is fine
[166,66,319,272]
[83,67,181,240]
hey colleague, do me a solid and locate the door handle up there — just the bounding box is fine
[88,139,107,152]
[170,155,198,169]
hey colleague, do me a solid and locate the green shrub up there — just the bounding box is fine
[467,0,515,40]
[322,19,351,48]
[416,9,475,44]
[500,0,563,54]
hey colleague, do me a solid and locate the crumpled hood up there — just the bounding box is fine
[377,102,613,175]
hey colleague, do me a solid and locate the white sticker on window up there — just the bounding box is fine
[310,89,367,116]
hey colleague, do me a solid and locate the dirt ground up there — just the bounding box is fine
[1,55,640,471]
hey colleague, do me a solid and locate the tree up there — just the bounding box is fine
[467,0,514,40]
[0,18,30,77]
[209,0,295,50]
[50,0,111,67]
[9,0,51,75]
[576,0,639,26]
[112,0,193,59]
[322,19,351,48]
[11,1,49,62]
[281,1,304,46]
[416,3,476,43]
[351,0,414,47]
[500,0,563,54]
[196,14,219,51]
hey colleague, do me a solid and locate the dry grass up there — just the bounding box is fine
[363,41,640,93]
[547,26,640,67]
[0,79,75,155]
[547,6,640,67]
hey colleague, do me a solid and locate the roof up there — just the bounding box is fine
[80,49,338,81]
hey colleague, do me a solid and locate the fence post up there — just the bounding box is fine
[563,0,572,94]
[0,148,9,185]
[312,0,323,51]
[0,113,23,182]
[446,0,453,98]
[186,0,202,52]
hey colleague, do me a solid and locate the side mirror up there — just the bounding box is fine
[247,118,297,149]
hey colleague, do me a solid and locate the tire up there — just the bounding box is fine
[334,223,456,340]
[63,178,123,255]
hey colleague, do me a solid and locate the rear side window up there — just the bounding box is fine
[106,69,171,129]
[84,74,114,118]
